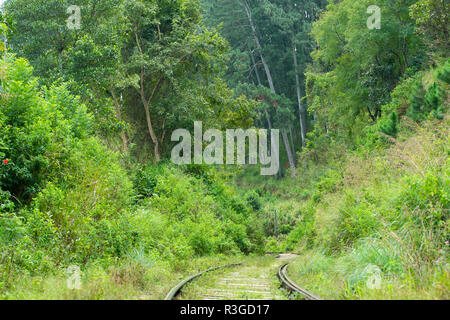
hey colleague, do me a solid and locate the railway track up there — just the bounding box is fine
[277,263,321,300]
[165,256,321,300]
[164,263,243,300]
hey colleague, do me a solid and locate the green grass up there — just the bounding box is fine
[288,250,449,300]
[285,116,449,299]
[2,255,244,300]
[235,114,449,300]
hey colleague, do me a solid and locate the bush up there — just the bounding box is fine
[133,165,162,200]
[128,166,263,260]
[284,207,316,251]
[28,138,134,264]
[0,55,137,270]
[407,62,448,121]
[245,190,262,211]
[379,112,399,137]
[0,56,93,203]
[322,190,382,251]
[397,169,449,246]
[435,60,450,84]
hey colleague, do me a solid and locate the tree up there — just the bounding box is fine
[122,0,248,162]
[410,0,449,55]
[7,0,255,162]
[6,0,123,84]
[203,0,327,176]
[306,0,425,140]
[6,0,130,143]
[256,0,323,148]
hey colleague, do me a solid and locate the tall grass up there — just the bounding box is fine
[286,115,449,299]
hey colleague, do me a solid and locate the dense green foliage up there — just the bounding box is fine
[5,0,255,159]
[0,1,264,298]
[0,56,263,279]
[233,0,448,299]
[0,0,448,299]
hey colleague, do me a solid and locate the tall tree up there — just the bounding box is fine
[203,0,326,176]
[241,0,296,177]
[306,0,425,139]
[122,0,248,161]
[6,0,131,143]
[7,0,255,162]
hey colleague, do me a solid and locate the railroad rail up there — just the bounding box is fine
[277,263,321,300]
[165,259,321,300]
[164,263,242,300]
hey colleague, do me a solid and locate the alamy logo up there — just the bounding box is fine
[171,122,280,176]
[67,265,82,290]
[67,5,81,30]
[365,264,382,290]
[367,5,381,30]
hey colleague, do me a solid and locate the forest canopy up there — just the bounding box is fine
[0,0,448,300]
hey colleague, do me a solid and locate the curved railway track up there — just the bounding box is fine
[277,263,321,300]
[165,257,321,300]
[164,263,243,300]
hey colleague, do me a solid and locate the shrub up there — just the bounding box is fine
[327,192,382,251]
[0,188,13,214]
[133,165,162,200]
[435,60,450,84]
[379,112,399,137]
[0,56,93,203]
[284,206,316,250]
[245,190,262,211]
[29,138,134,264]
[129,166,263,259]
[407,62,448,121]
[398,169,449,246]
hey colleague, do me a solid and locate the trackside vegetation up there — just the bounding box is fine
[0,0,448,299]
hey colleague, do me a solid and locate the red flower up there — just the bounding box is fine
[2,159,8,164]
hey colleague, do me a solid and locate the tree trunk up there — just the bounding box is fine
[264,109,272,130]
[143,101,160,163]
[134,29,161,162]
[249,45,262,86]
[264,109,282,178]
[58,51,63,76]
[282,130,296,178]
[110,88,129,153]
[241,0,295,176]
[242,0,276,93]
[292,42,307,148]
[139,84,160,162]
[289,127,296,163]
